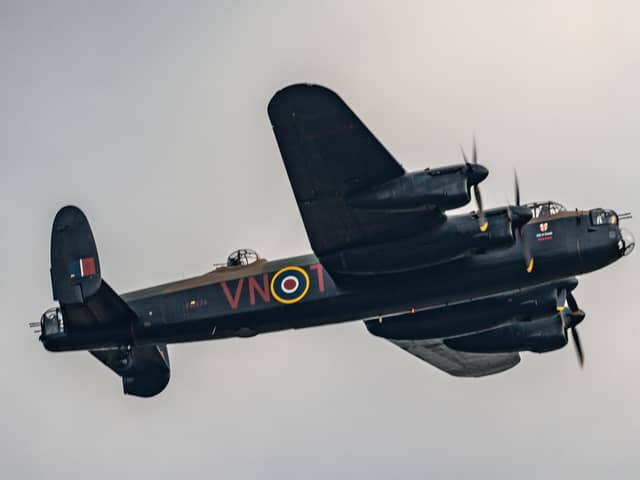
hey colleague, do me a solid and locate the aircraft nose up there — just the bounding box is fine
[619,227,635,256]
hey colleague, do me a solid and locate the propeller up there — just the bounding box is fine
[557,289,586,368]
[461,138,488,232]
[567,292,585,367]
[512,171,534,273]
[571,326,584,368]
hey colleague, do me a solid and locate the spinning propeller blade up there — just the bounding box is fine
[556,288,567,313]
[461,138,487,232]
[572,328,585,368]
[513,171,534,273]
[460,145,469,165]
[567,291,579,313]
[472,139,488,232]
[559,290,586,368]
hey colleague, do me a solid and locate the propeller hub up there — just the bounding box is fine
[566,309,586,328]
[562,309,586,330]
[466,163,489,186]
[510,205,533,228]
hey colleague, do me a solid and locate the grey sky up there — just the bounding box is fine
[1,1,639,478]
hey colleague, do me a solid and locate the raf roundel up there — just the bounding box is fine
[270,266,310,304]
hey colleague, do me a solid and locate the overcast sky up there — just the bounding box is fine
[2,1,639,478]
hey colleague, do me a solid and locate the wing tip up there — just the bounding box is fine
[267,83,343,121]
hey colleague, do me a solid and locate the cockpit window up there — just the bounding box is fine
[525,201,566,219]
[590,209,618,226]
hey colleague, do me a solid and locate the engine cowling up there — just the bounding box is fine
[443,314,568,354]
[347,164,486,212]
[321,205,525,275]
[365,279,577,339]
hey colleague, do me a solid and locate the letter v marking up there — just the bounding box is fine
[220,278,244,310]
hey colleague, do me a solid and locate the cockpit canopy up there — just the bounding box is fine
[226,249,260,267]
[525,201,566,219]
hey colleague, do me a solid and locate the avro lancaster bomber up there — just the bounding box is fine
[35,84,635,397]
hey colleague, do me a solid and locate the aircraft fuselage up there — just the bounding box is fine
[41,209,628,352]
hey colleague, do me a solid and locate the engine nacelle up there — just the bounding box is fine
[321,206,520,275]
[365,279,576,339]
[347,164,486,212]
[444,314,568,354]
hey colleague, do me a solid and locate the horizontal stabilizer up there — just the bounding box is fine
[91,344,170,398]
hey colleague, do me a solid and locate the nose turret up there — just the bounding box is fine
[573,208,633,273]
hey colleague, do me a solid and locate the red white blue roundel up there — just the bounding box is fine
[270,266,310,304]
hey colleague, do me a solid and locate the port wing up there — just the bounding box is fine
[268,84,443,256]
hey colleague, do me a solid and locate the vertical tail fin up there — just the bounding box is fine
[50,206,102,304]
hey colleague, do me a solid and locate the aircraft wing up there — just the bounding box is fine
[268,84,444,256]
[387,338,520,377]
